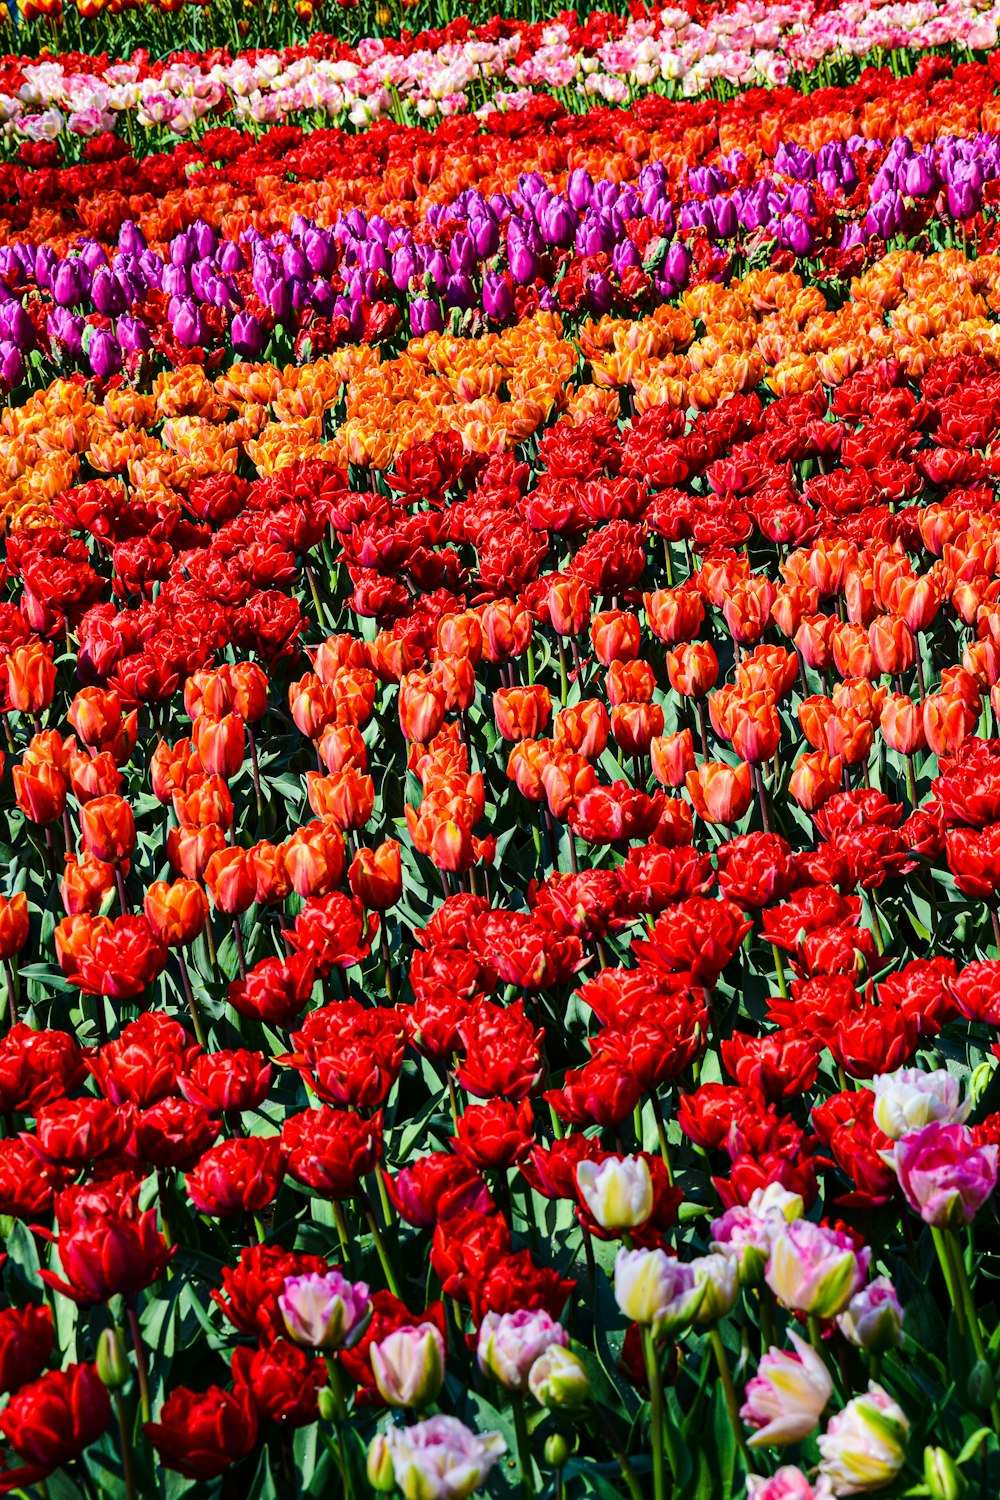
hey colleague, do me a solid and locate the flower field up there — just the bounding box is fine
[5,4,1000,1500]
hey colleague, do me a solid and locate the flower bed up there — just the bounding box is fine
[0,6,999,1500]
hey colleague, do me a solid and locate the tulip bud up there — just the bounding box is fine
[968,1359,995,1411]
[576,1156,653,1231]
[544,1433,572,1469]
[370,1323,445,1409]
[836,1277,904,1354]
[317,1386,339,1426]
[367,1432,396,1492]
[96,1327,130,1390]
[689,1253,739,1324]
[527,1346,590,1409]
[924,1447,964,1500]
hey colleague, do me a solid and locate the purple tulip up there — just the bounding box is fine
[587,273,613,314]
[88,328,122,380]
[50,261,89,308]
[118,222,147,256]
[79,241,107,274]
[0,341,23,388]
[172,300,208,348]
[47,307,85,356]
[470,213,500,258]
[567,168,594,211]
[391,244,417,292]
[409,298,443,337]
[0,301,33,349]
[482,271,514,321]
[232,311,265,357]
[612,238,641,276]
[508,232,539,286]
[92,268,126,317]
[778,214,815,256]
[445,273,476,311]
[191,221,217,259]
[448,234,477,277]
[282,244,309,281]
[948,179,982,219]
[162,264,191,299]
[540,197,577,248]
[116,315,151,354]
[894,1122,997,1227]
[218,241,244,275]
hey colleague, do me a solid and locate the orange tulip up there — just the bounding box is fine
[507,740,554,802]
[143,879,209,946]
[794,615,837,671]
[666,641,719,698]
[644,587,705,646]
[493,685,552,742]
[6,644,55,715]
[788,750,843,811]
[250,841,293,905]
[685,760,753,825]
[923,693,975,757]
[349,839,403,910]
[437,611,485,663]
[606,660,656,706]
[60,853,115,918]
[283,821,346,899]
[399,673,448,744]
[167,823,228,881]
[80,794,136,865]
[612,702,665,757]
[480,600,532,663]
[68,750,122,804]
[204,847,257,916]
[317,723,368,774]
[150,737,200,804]
[553,700,610,758]
[289,675,338,739]
[590,610,641,665]
[541,753,597,819]
[66,687,122,748]
[880,695,926,755]
[13,761,66,824]
[0,892,29,959]
[729,695,781,765]
[868,616,916,675]
[173,774,235,831]
[545,577,591,637]
[651,730,696,789]
[224,661,269,723]
[306,767,375,830]
[193,713,246,780]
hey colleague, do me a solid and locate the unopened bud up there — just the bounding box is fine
[317,1386,338,1424]
[96,1327,129,1390]
[544,1433,571,1469]
[367,1433,396,1493]
[924,1446,964,1500]
[968,1359,995,1410]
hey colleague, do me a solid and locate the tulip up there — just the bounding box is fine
[527,1345,590,1409]
[685,761,753,825]
[651,730,696,788]
[0,892,29,961]
[370,1323,446,1409]
[788,750,842,812]
[280,1271,372,1352]
[193,713,246,780]
[6,644,55,714]
[614,1247,705,1332]
[766,1221,868,1318]
[837,1277,904,1355]
[740,1332,833,1446]
[494,686,552,742]
[477,1308,569,1391]
[368,1416,505,1500]
[79,794,136,865]
[576,1155,653,1230]
[143,879,209,947]
[0,1363,111,1472]
[871,1069,969,1141]
[689,1252,739,1323]
[893,1122,997,1227]
[745,1467,827,1499]
[349,839,403,910]
[818,1385,909,1494]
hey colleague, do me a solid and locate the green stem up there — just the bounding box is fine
[932,1226,965,1337]
[947,1230,1000,1430]
[510,1388,535,1500]
[113,1392,136,1500]
[642,1326,673,1500]
[650,1091,674,1185]
[361,1195,402,1298]
[592,1408,645,1500]
[770,943,788,1000]
[709,1328,752,1470]
[126,1303,151,1425]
